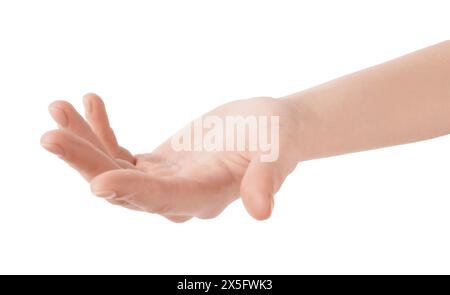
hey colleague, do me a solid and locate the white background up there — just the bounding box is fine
[0,0,449,274]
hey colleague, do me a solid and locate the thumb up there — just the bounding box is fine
[240,160,282,220]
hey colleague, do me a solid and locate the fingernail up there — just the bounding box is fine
[41,143,64,157]
[93,190,116,199]
[48,107,68,127]
[270,197,275,212]
[83,96,92,114]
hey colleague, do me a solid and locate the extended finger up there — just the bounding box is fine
[90,170,201,216]
[83,93,135,164]
[48,100,109,154]
[41,130,121,181]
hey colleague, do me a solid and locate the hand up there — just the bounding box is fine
[41,93,301,222]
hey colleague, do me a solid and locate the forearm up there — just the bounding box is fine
[283,41,450,162]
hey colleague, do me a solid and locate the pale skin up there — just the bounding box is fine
[41,41,450,222]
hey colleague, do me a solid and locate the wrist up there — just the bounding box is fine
[279,91,318,163]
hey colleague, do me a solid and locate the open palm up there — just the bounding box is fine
[41,94,299,222]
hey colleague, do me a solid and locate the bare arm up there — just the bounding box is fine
[284,41,450,161]
[41,41,450,221]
